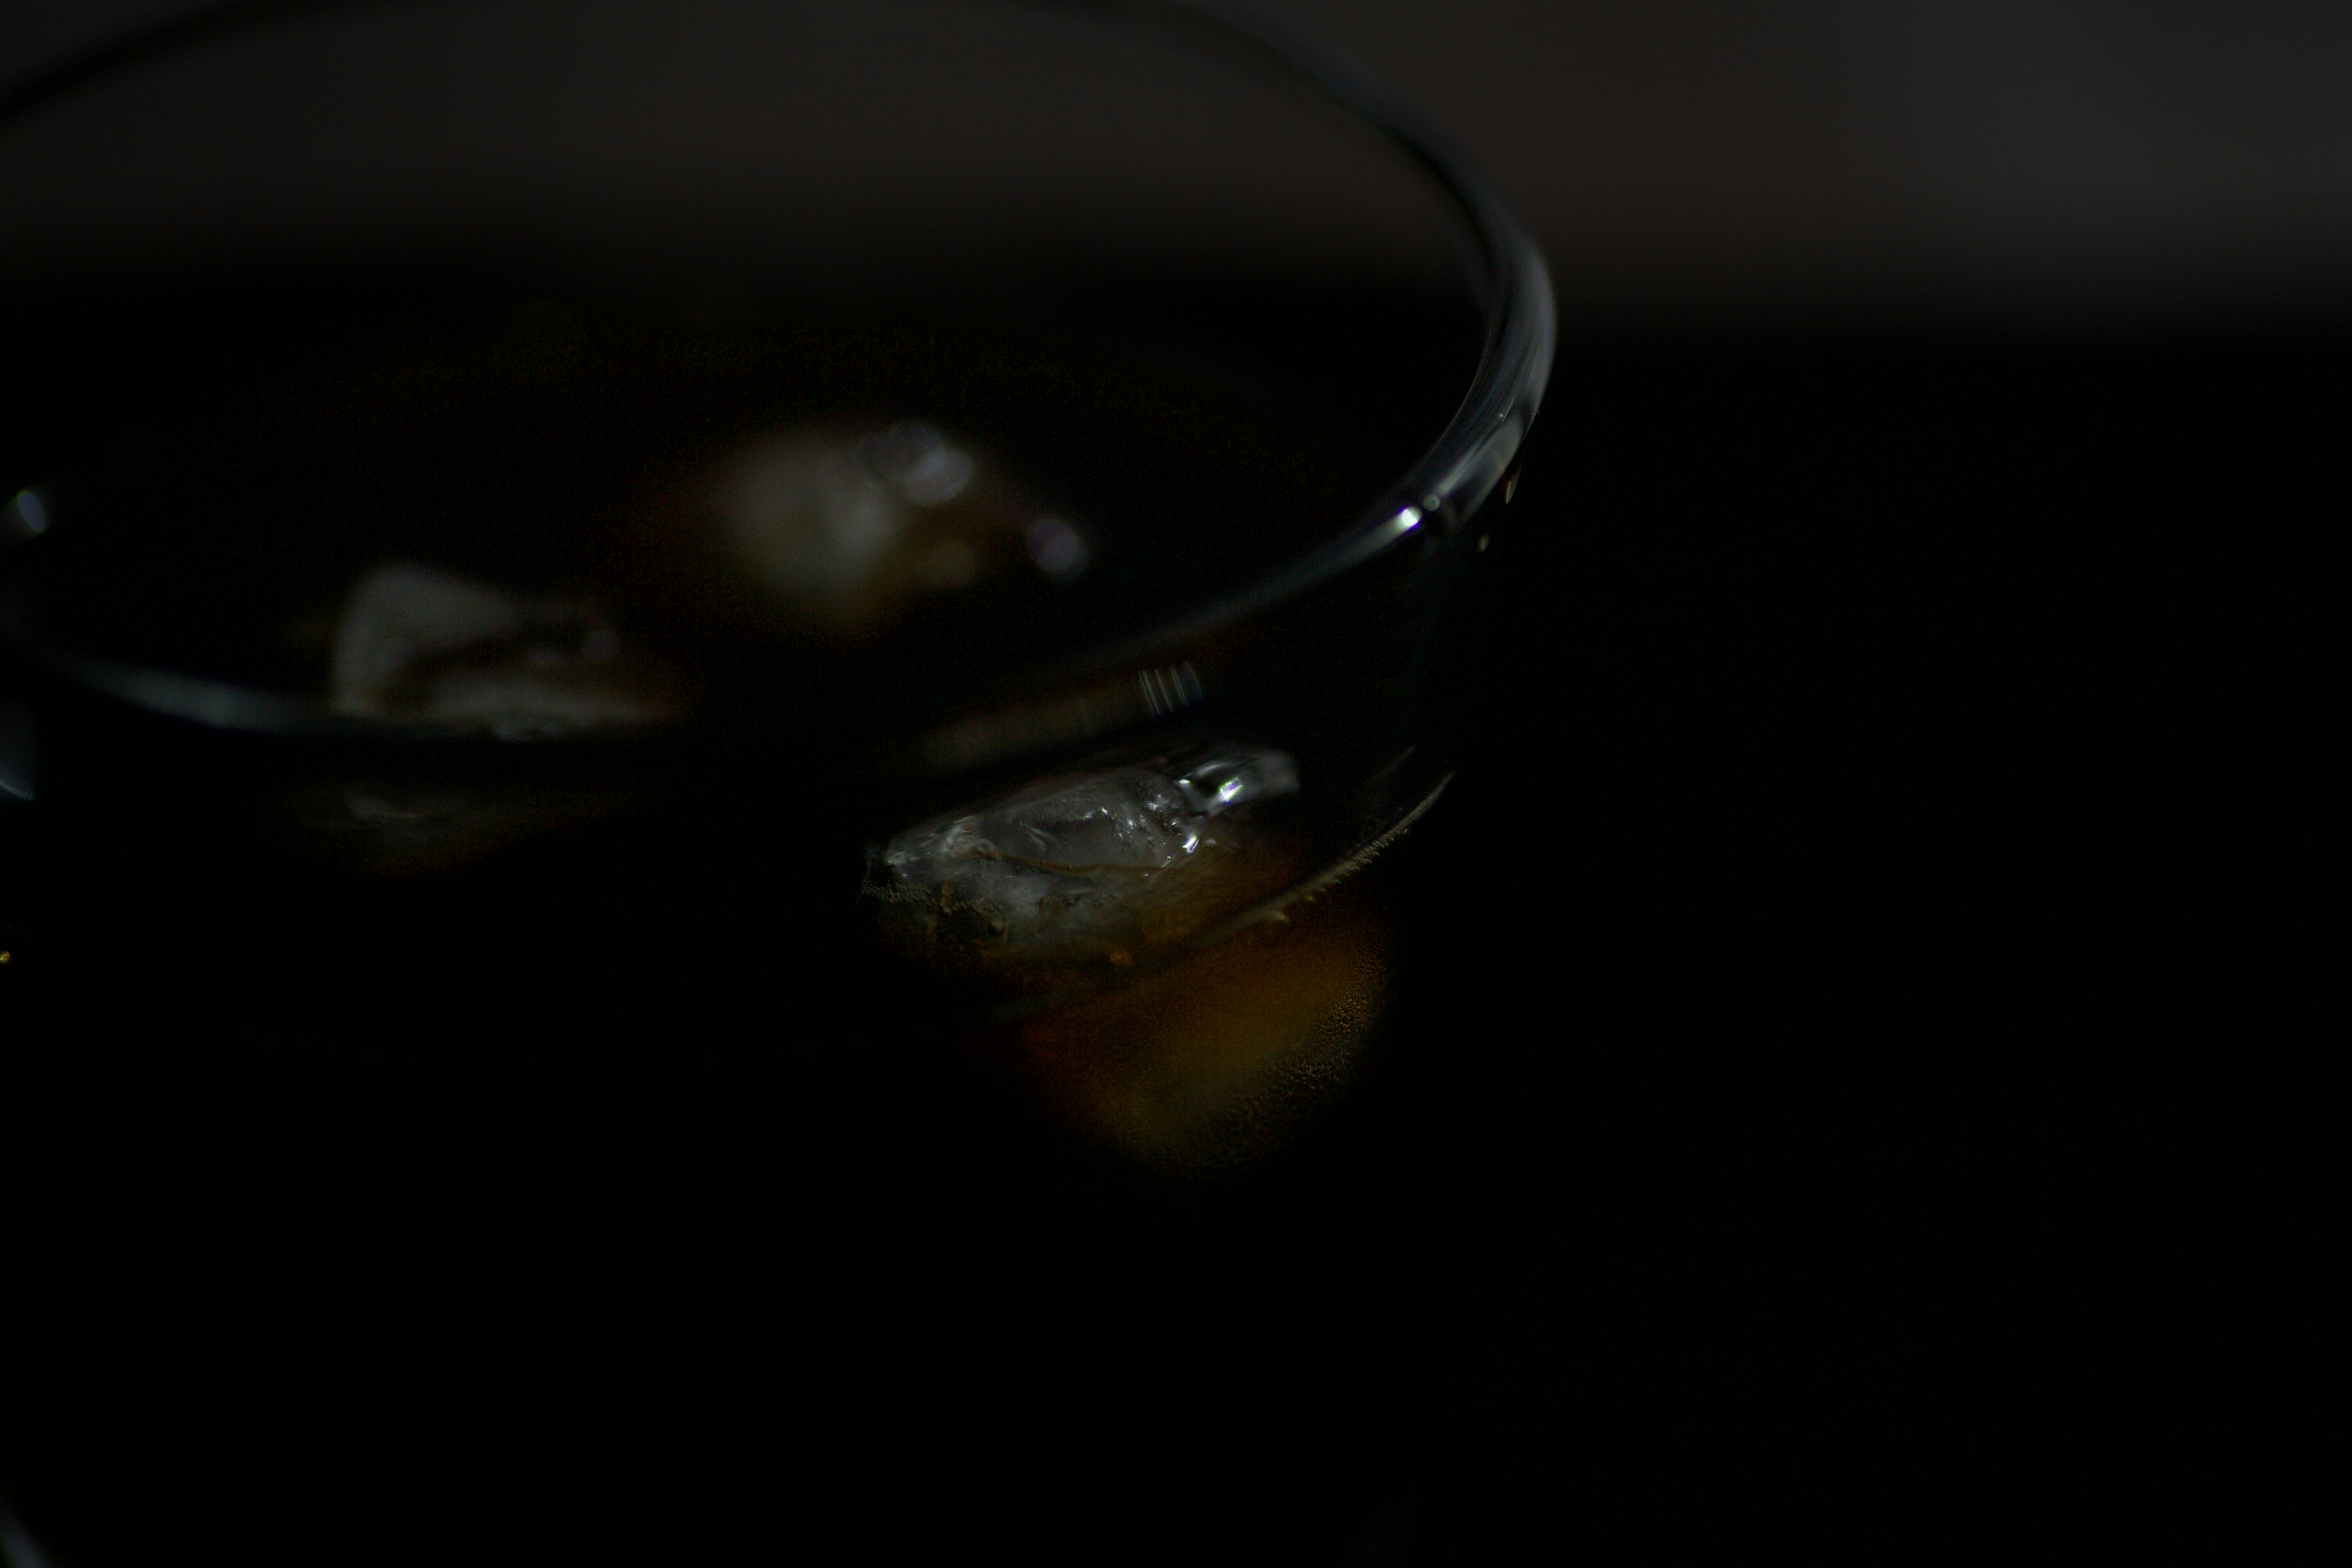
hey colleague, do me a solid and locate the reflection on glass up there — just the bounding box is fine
[0,696,34,802]
[1024,516,1090,580]
[4,488,50,545]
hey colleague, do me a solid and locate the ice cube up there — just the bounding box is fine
[329,562,671,737]
[710,434,902,604]
[678,420,1087,639]
[865,741,1300,970]
[859,419,976,505]
[1168,746,1298,814]
[332,562,524,699]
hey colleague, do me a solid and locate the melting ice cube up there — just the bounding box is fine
[329,562,671,737]
[865,741,1300,965]
[681,420,1087,639]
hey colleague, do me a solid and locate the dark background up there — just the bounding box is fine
[2,2,2331,1559]
[10,0,2352,328]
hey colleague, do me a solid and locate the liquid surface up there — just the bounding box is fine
[2,278,1471,733]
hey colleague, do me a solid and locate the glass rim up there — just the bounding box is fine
[0,0,1556,741]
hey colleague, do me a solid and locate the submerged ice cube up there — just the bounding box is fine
[676,420,1087,639]
[329,562,673,737]
[866,742,1300,968]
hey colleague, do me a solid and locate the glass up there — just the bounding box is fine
[0,2,1551,1562]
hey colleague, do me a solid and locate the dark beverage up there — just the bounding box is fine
[1,270,1477,1128]
[0,273,1488,1566]
[0,4,1550,1561]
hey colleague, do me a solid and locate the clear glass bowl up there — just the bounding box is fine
[0,9,1549,1554]
[0,0,1551,1010]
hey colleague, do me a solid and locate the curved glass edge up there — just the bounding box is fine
[0,0,1556,741]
